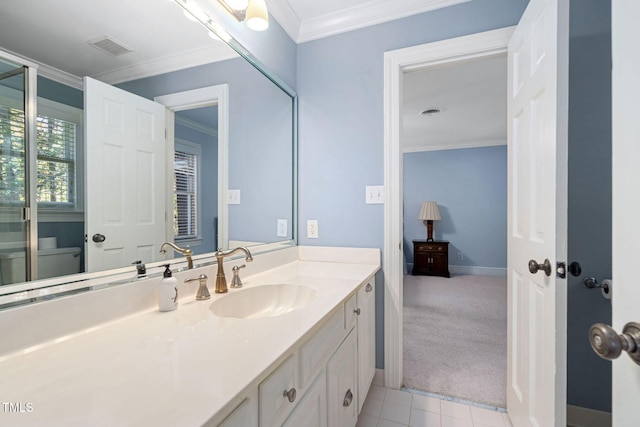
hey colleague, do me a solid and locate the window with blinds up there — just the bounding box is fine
[0,105,26,203]
[174,149,198,239]
[0,104,77,207]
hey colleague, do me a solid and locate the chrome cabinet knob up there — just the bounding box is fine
[589,322,640,366]
[365,283,373,292]
[354,308,361,316]
[528,259,551,276]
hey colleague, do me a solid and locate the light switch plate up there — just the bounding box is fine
[365,186,384,204]
[228,189,241,205]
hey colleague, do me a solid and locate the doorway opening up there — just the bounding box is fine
[401,54,508,408]
[383,27,515,393]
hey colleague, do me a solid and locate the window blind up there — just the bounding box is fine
[0,104,77,206]
[174,150,198,239]
[0,105,26,202]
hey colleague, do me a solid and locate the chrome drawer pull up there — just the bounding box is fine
[354,308,361,316]
[365,283,373,292]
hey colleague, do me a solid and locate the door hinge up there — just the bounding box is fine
[556,262,566,279]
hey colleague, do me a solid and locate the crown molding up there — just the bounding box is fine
[402,138,506,153]
[265,0,301,42]
[92,43,238,85]
[271,0,471,44]
[175,115,218,137]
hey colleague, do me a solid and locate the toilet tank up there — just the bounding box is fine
[0,247,81,286]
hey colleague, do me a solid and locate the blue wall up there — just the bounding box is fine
[403,146,507,272]
[118,57,294,246]
[296,0,528,367]
[567,0,612,413]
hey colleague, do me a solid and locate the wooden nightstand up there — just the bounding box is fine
[412,240,450,277]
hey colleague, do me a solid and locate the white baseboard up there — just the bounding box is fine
[448,265,507,277]
[406,264,507,277]
[373,369,385,386]
[566,405,611,427]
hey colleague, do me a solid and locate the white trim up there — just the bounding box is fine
[92,44,238,85]
[154,84,229,250]
[270,0,471,44]
[383,26,515,389]
[566,405,611,427]
[175,115,218,137]
[403,139,507,153]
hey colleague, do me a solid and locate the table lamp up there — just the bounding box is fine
[418,201,441,242]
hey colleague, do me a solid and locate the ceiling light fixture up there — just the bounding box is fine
[216,0,269,31]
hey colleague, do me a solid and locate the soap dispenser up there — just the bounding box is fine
[158,264,178,312]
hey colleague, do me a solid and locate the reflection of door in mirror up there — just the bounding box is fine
[85,77,167,272]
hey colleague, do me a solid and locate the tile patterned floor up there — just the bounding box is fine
[358,373,513,427]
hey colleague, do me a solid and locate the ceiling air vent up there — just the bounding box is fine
[88,36,133,56]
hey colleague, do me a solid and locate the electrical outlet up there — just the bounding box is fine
[307,220,318,239]
[277,219,287,237]
[457,252,463,260]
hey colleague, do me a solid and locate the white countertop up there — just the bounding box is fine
[0,248,379,426]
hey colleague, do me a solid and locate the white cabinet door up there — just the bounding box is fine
[217,395,258,427]
[327,329,358,427]
[283,372,327,427]
[357,280,376,414]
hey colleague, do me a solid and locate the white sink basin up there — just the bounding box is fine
[210,284,318,319]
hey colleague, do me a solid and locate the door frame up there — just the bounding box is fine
[154,84,229,249]
[383,27,515,389]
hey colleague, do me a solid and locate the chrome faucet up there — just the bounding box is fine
[160,242,193,270]
[214,247,253,293]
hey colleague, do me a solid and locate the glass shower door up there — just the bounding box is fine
[0,57,32,286]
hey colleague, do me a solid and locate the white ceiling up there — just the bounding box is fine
[402,56,507,153]
[0,0,505,153]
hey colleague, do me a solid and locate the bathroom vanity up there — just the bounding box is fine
[0,246,379,426]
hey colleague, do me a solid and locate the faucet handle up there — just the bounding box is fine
[185,274,210,300]
[230,265,246,288]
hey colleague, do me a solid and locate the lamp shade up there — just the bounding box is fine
[418,201,441,221]
[246,0,269,31]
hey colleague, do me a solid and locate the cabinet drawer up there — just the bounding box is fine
[344,293,357,330]
[299,308,345,388]
[415,244,447,252]
[259,355,297,427]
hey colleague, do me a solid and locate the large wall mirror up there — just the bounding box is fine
[0,0,296,301]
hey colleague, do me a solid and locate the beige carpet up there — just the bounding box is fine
[403,274,507,408]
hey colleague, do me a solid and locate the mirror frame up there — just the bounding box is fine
[0,2,298,309]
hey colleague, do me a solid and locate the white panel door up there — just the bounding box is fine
[85,77,167,272]
[611,1,640,424]
[506,0,569,425]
